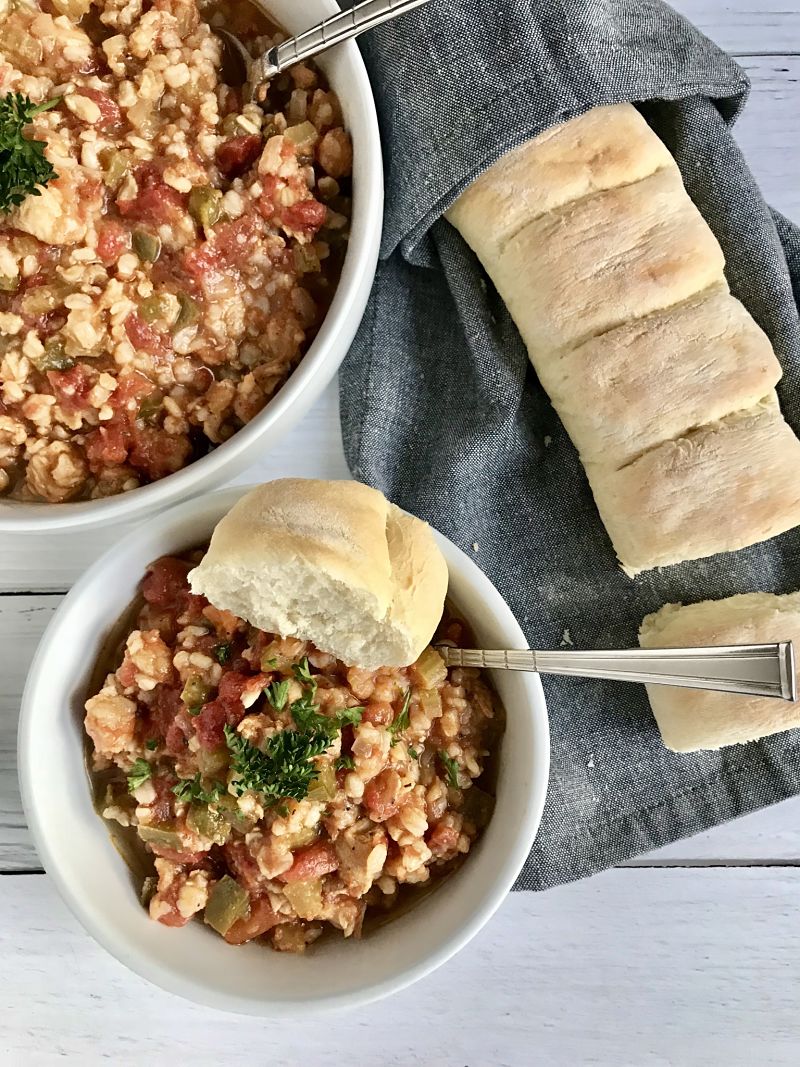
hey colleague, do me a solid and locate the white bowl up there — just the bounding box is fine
[0,0,382,533]
[19,487,550,1015]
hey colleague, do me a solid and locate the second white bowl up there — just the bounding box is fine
[19,487,550,1015]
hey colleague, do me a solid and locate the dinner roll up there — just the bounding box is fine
[640,592,800,751]
[189,479,448,669]
[446,102,800,574]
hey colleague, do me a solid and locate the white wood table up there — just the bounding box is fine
[4,3,800,1062]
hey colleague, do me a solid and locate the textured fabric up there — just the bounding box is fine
[338,0,800,890]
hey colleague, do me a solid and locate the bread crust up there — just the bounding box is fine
[640,592,800,750]
[189,479,449,668]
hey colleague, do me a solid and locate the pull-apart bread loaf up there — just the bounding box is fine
[189,479,449,669]
[640,592,800,751]
[446,104,800,575]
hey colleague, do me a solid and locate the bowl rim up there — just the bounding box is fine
[18,485,551,1015]
[0,19,383,533]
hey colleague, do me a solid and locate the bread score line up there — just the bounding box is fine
[446,103,800,575]
[189,479,449,669]
[640,592,800,752]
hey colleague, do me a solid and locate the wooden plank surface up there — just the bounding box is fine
[679,1,800,52]
[3,868,800,1065]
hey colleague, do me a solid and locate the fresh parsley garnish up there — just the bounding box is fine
[145,739,158,751]
[187,705,202,717]
[0,93,59,214]
[292,657,314,686]
[265,678,290,710]
[336,755,355,771]
[408,747,420,760]
[172,773,223,805]
[291,697,363,738]
[438,750,460,789]
[127,758,152,792]
[388,688,412,745]
[224,724,329,805]
[213,642,232,665]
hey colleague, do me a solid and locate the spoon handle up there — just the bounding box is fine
[438,643,797,700]
[251,0,432,86]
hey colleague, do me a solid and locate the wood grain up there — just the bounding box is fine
[4,868,800,1063]
[679,0,800,52]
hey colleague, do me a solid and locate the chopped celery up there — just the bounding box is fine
[413,647,447,690]
[280,826,317,851]
[187,802,230,845]
[188,185,223,229]
[307,761,336,803]
[138,824,182,849]
[181,673,211,708]
[284,121,317,148]
[293,244,320,275]
[283,878,322,921]
[204,875,250,936]
[197,745,229,778]
[132,230,161,263]
[419,688,442,721]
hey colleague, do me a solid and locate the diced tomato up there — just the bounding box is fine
[164,707,194,758]
[47,364,93,414]
[142,556,192,610]
[426,819,460,858]
[96,221,130,264]
[193,671,258,749]
[112,370,155,412]
[124,312,171,358]
[360,701,394,726]
[118,163,185,224]
[149,774,176,825]
[223,840,266,894]
[144,684,184,742]
[363,769,402,822]
[128,425,191,479]
[182,242,226,289]
[85,424,128,470]
[224,895,281,945]
[183,593,211,623]
[279,840,338,883]
[216,134,263,180]
[211,214,261,265]
[78,88,124,132]
[280,198,327,238]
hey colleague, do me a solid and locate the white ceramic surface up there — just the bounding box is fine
[0,0,383,532]
[18,485,550,1016]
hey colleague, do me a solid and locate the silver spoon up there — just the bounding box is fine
[217,0,433,101]
[438,642,797,700]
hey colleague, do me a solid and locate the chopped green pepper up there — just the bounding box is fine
[284,121,317,148]
[293,244,320,275]
[307,761,336,802]
[181,673,211,708]
[31,337,74,372]
[204,875,250,936]
[188,185,223,229]
[138,824,182,849]
[132,229,161,263]
[138,293,172,323]
[137,390,163,425]
[0,274,18,292]
[102,148,132,189]
[283,878,322,921]
[173,291,199,332]
[187,802,230,845]
[217,794,257,834]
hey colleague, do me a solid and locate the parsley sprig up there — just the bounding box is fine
[172,773,224,805]
[0,94,59,214]
[388,688,412,746]
[438,750,461,789]
[224,723,329,805]
[127,758,152,792]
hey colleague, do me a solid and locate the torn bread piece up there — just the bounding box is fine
[489,166,725,358]
[188,479,449,669]
[446,103,676,260]
[588,395,800,575]
[640,592,800,751]
[536,287,782,468]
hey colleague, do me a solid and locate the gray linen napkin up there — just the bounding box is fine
[338,0,800,890]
